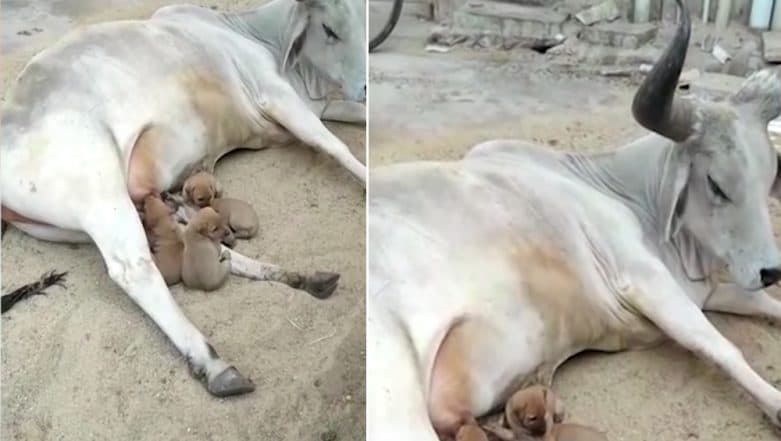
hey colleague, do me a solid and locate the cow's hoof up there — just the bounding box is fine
[303,272,340,299]
[207,366,255,397]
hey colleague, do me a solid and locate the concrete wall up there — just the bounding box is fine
[420,0,755,25]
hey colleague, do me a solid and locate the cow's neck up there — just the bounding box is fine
[565,134,718,288]
[221,0,332,101]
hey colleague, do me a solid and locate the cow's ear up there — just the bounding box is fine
[731,70,781,123]
[662,153,691,241]
[282,5,308,72]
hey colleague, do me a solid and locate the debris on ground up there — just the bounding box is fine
[711,43,731,63]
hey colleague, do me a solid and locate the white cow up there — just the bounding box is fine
[1,0,365,397]
[367,1,781,439]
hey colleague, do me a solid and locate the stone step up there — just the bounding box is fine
[580,22,658,49]
[762,31,781,62]
[453,1,569,39]
[451,0,659,49]
[688,72,745,98]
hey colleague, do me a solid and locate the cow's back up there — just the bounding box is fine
[2,11,263,157]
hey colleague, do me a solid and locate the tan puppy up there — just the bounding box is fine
[505,386,564,438]
[548,423,608,441]
[211,197,260,239]
[183,170,219,207]
[181,207,231,291]
[142,194,183,286]
[456,424,489,441]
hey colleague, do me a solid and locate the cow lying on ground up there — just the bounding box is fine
[367,0,781,438]
[1,0,365,397]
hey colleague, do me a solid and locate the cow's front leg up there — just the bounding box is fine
[632,260,781,426]
[704,283,781,321]
[165,196,340,299]
[319,99,366,125]
[224,246,340,299]
[265,86,366,184]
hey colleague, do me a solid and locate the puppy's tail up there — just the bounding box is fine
[2,270,68,313]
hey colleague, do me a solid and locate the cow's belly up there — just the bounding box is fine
[425,253,663,435]
[370,161,664,435]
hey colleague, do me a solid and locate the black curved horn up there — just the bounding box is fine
[631,0,696,142]
[369,0,403,52]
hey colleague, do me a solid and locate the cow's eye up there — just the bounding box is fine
[322,24,339,41]
[707,175,730,202]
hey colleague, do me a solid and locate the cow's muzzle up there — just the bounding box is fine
[759,267,781,287]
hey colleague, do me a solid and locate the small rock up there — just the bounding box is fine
[320,430,338,441]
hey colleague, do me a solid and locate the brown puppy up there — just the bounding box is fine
[183,170,219,207]
[505,386,564,439]
[211,197,260,239]
[181,207,231,291]
[456,424,489,441]
[548,423,608,441]
[142,194,183,286]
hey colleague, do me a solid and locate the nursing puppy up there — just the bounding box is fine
[505,386,564,438]
[211,197,260,239]
[456,424,489,441]
[182,170,258,240]
[181,207,232,291]
[183,170,220,207]
[142,194,183,286]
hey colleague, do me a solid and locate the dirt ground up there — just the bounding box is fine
[369,10,781,441]
[1,1,365,440]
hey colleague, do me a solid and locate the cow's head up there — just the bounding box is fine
[633,0,781,290]
[283,0,366,102]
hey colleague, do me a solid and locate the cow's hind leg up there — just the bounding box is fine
[80,194,255,396]
[367,297,441,441]
[12,121,257,397]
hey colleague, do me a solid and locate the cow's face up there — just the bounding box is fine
[678,74,781,290]
[631,0,781,290]
[286,0,366,102]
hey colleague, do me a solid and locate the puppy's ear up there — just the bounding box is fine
[214,180,223,198]
[183,181,193,203]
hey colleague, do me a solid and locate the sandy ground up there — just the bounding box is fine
[1,2,365,440]
[369,10,781,441]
